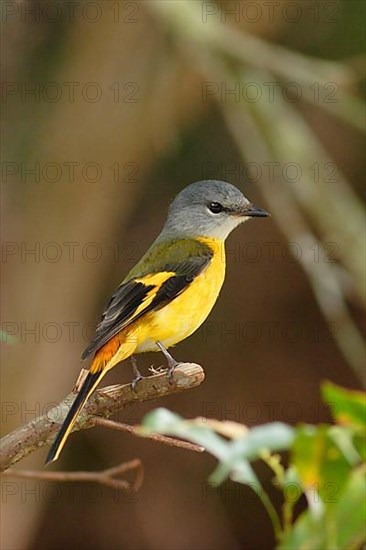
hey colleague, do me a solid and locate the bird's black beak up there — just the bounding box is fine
[244,205,270,217]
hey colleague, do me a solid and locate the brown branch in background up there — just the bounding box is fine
[0,363,205,472]
[2,459,143,493]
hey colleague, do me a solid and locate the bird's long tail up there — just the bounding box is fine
[45,369,105,464]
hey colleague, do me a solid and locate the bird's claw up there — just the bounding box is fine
[149,365,166,375]
[131,374,144,392]
[167,361,179,385]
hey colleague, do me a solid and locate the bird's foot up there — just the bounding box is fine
[167,361,179,384]
[131,373,144,391]
[130,355,144,392]
[156,341,179,385]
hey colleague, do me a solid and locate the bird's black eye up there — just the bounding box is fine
[208,202,224,214]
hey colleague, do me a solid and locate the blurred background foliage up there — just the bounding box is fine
[1,0,365,549]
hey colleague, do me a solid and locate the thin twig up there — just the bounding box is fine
[0,363,205,472]
[94,417,205,453]
[2,459,144,493]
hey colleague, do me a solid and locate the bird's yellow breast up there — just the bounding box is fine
[134,237,226,353]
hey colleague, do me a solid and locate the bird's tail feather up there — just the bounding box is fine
[46,369,105,464]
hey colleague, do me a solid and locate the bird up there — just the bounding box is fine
[46,180,270,464]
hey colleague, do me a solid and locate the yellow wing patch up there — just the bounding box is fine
[132,271,175,317]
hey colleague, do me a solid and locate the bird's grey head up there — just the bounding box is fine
[159,180,269,241]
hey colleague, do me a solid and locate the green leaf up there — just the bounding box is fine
[279,466,366,550]
[322,381,366,427]
[141,408,231,462]
[210,457,257,486]
[142,410,294,468]
[354,433,366,461]
[142,407,179,431]
[278,510,327,550]
[292,424,352,504]
[229,423,295,460]
[330,465,366,549]
[328,426,361,465]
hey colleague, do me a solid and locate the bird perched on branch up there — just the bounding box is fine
[46,180,270,464]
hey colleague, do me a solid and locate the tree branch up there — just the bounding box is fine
[2,459,144,493]
[0,363,204,472]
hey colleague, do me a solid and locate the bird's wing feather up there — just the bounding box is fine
[82,240,213,359]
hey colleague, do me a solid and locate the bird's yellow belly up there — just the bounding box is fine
[135,243,225,353]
